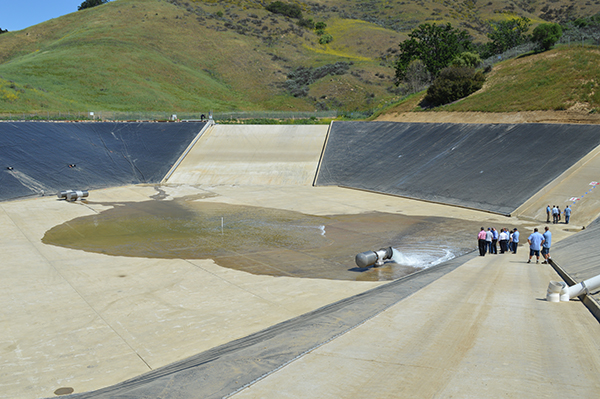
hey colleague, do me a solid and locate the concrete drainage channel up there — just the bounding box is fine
[62,252,477,399]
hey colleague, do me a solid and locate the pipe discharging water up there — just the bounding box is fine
[355,247,394,267]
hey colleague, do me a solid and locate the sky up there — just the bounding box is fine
[1,0,84,32]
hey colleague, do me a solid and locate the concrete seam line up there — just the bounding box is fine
[312,120,334,187]
[3,204,154,372]
[222,283,407,398]
[183,258,298,312]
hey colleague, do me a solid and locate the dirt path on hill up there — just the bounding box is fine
[376,110,600,124]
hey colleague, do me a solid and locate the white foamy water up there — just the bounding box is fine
[391,246,456,269]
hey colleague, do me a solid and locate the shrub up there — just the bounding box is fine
[266,1,303,19]
[423,67,485,106]
[284,62,350,96]
[532,23,563,51]
[298,18,314,29]
[319,33,333,44]
[78,0,109,11]
[315,21,327,30]
[451,52,482,68]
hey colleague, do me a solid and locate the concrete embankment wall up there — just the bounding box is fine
[315,121,600,215]
[164,124,330,186]
[0,122,205,201]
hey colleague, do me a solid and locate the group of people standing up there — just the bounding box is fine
[546,204,572,224]
[477,227,520,256]
[477,226,553,264]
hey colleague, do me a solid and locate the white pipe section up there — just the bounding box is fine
[547,274,600,302]
[565,274,600,299]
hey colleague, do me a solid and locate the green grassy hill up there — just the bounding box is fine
[0,0,598,114]
[382,46,600,115]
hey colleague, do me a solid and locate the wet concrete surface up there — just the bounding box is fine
[43,197,487,281]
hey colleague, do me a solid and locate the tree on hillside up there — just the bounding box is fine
[0,28,8,34]
[395,23,473,83]
[78,0,109,11]
[532,23,563,51]
[404,59,431,94]
[483,17,531,57]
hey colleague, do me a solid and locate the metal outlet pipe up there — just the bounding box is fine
[57,190,89,201]
[355,247,393,268]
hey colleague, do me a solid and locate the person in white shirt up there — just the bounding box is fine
[499,228,509,253]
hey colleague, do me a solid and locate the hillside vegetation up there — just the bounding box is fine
[0,0,599,114]
[382,46,600,115]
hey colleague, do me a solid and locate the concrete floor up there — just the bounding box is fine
[2,182,599,398]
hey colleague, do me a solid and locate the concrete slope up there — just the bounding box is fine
[165,124,329,186]
[513,142,600,228]
[315,121,600,215]
[232,252,600,398]
[0,122,205,201]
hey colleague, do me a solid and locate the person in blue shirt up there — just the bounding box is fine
[491,227,498,254]
[546,205,551,223]
[564,206,572,224]
[511,228,520,254]
[527,228,545,263]
[541,226,552,264]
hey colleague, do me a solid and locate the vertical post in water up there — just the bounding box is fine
[221,217,224,235]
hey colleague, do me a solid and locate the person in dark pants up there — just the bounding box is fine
[546,205,551,223]
[478,227,487,256]
[499,228,509,253]
[541,226,552,264]
[564,206,572,224]
[527,228,544,264]
[512,228,520,254]
[491,227,498,254]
